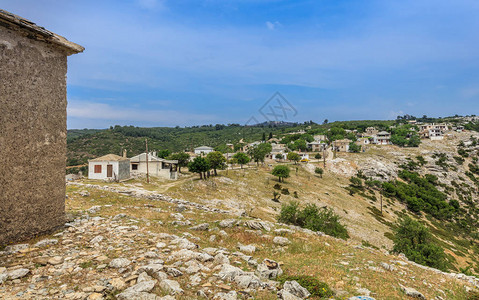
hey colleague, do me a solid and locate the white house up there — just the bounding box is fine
[88,154,130,181]
[428,128,444,140]
[194,146,214,155]
[373,131,391,145]
[130,152,178,180]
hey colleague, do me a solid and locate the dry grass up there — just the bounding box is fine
[61,184,475,299]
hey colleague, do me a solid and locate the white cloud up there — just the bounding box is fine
[67,101,216,126]
[265,21,281,30]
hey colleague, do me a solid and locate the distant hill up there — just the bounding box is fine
[66,117,474,166]
[67,123,310,165]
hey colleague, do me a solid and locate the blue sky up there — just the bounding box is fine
[3,0,479,128]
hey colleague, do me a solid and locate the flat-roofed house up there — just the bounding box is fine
[130,153,178,180]
[0,9,83,244]
[194,146,214,155]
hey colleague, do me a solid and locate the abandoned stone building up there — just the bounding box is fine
[0,10,84,244]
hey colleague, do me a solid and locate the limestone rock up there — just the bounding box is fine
[34,239,58,248]
[7,268,30,280]
[273,236,291,246]
[109,258,131,269]
[283,280,311,299]
[48,256,64,265]
[256,259,283,280]
[189,223,209,231]
[278,289,302,300]
[110,278,127,290]
[218,219,237,228]
[238,244,256,254]
[400,285,426,299]
[218,264,244,281]
[159,279,184,295]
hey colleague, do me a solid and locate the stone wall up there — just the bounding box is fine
[0,26,69,245]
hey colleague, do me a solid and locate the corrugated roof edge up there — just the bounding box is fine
[0,9,84,55]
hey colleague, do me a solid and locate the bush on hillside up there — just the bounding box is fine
[278,202,349,240]
[393,216,449,271]
[382,170,454,219]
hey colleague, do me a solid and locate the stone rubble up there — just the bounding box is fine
[1,183,477,299]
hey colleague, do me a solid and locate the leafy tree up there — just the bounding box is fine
[262,132,266,141]
[272,165,290,182]
[315,167,324,178]
[158,149,171,158]
[275,153,284,160]
[314,153,322,159]
[349,142,361,153]
[168,152,190,173]
[233,152,250,169]
[326,127,346,142]
[206,151,227,176]
[293,139,308,151]
[188,156,210,179]
[249,143,272,165]
[393,216,448,271]
[287,152,301,164]
[268,132,273,140]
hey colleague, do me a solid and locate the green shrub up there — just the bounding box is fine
[383,171,454,219]
[278,202,349,239]
[454,156,465,165]
[273,183,282,190]
[281,188,290,195]
[278,275,334,298]
[349,176,363,188]
[393,216,449,271]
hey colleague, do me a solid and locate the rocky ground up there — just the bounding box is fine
[1,183,478,299]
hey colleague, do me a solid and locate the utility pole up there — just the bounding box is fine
[145,138,149,184]
[323,147,326,169]
[380,188,383,215]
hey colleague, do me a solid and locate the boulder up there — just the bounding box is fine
[7,268,30,280]
[218,219,237,228]
[278,289,302,300]
[400,286,426,299]
[218,264,244,281]
[189,223,209,231]
[283,280,311,299]
[159,279,184,295]
[109,258,131,269]
[256,259,283,280]
[273,236,291,246]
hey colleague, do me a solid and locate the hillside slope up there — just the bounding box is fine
[0,183,478,299]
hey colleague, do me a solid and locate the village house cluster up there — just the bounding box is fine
[84,120,469,182]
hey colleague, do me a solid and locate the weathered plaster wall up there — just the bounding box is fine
[118,160,131,181]
[0,26,68,245]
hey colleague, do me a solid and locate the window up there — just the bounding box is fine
[94,165,102,173]
[132,164,138,170]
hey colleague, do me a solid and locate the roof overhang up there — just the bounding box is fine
[0,9,84,55]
